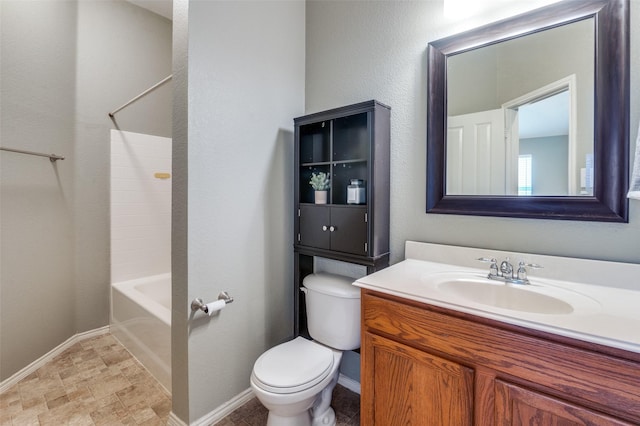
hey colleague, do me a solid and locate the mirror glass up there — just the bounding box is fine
[446,18,594,196]
[426,0,629,222]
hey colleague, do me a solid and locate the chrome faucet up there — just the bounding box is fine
[477,257,542,285]
[499,259,513,277]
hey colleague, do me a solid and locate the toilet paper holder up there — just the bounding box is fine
[191,291,234,314]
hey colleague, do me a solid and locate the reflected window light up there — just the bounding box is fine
[518,154,533,196]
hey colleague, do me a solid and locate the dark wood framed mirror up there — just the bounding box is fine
[427,0,629,222]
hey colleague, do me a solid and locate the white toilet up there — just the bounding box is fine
[250,273,361,426]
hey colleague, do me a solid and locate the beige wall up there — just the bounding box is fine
[0,0,172,381]
[172,0,305,422]
[1,0,77,381]
[306,0,640,266]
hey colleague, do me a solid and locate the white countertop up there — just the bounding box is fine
[354,242,640,354]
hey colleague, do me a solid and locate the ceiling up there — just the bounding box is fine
[519,90,569,139]
[126,0,173,20]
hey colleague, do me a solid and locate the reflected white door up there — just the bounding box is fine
[447,109,505,195]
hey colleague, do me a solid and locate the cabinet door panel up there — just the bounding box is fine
[299,205,330,249]
[363,332,474,426]
[495,380,634,426]
[329,206,367,255]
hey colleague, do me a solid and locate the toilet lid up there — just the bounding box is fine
[252,337,334,394]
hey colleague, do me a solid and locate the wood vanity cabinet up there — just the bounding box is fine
[361,289,640,425]
[294,101,390,336]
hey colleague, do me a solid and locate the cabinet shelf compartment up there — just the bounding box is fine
[300,121,331,164]
[332,161,368,205]
[333,112,369,162]
[299,165,331,204]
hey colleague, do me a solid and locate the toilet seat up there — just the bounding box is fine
[252,337,335,394]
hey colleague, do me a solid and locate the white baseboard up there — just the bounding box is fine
[0,326,110,393]
[338,373,361,395]
[190,388,255,426]
[167,412,188,426]
[179,374,360,425]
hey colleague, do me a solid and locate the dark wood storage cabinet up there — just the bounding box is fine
[294,100,390,336]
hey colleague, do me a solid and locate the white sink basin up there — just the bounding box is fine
[429,273,601,315]
[354,242,640,353]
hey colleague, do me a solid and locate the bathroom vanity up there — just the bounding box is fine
[356,242,640,425]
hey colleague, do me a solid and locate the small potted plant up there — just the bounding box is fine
[309,172,330,204]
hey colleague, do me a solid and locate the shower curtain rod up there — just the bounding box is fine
[108,74,172,118]
[1,146,65,162]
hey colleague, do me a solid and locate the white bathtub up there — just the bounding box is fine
[111,273,171,393]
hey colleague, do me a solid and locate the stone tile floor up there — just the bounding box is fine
[0,333,171,425]
[214,384,360,426]
[1,333,361,425]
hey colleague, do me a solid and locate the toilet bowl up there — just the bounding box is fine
[250,337,342,426]
[250,273,360,426]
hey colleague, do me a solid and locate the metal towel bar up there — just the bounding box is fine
[1,146,65,162]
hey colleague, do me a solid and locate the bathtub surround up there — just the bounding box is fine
[110,130,172,283]
[111,274,172,393]
[0,0,171,382]
[109,129,172,393]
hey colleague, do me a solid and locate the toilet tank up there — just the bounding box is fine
[303,273,361,351]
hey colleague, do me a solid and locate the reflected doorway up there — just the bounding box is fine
[504,75,577,195]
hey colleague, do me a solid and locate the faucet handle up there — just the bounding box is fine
[518,261,543,269]
[516,261,543,281]
[477,257,499,277]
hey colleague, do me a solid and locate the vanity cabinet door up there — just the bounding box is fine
[495,380,634,426]
[362,331,474,426]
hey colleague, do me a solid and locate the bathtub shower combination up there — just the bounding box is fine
[110,130,172,393]
[111,274,172,392]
